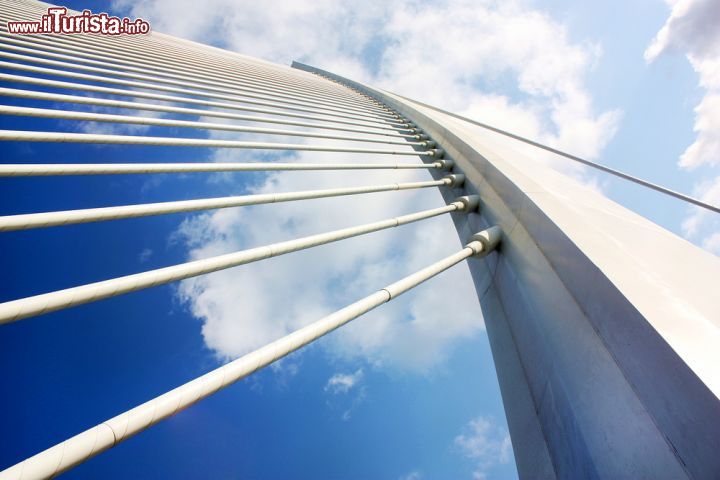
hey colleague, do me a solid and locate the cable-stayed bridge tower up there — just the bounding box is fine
[0,1,719,478]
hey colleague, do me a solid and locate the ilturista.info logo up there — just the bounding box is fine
[6,7,151,35]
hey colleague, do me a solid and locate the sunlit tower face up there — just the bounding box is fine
[0,1,719,479]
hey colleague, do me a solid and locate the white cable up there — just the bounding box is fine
[0,130,442,157]
[0,202,470,324]
[0,161,446,176]
[0,227,500,480]
[0,178,451,231]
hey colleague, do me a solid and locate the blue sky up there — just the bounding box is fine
[1,0,718,479]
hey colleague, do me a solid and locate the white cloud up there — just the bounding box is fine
[454,416,512,480]
[116,0,619,178]
[324,368,366,420]
[118,0,620,371]
[372,1,620,167]
[646,0,720,254]
[325,369,364,395]
[398,471,422,480]
[69,91,170,136]
[173,153,478,371]
[115,0,391,70]
[268,357,301,390]
[138,247,153,263]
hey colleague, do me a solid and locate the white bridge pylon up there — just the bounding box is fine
[0,1,719,479]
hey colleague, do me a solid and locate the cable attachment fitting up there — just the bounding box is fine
[466,226,503,257]
[437,159,455,170]
[445,173,465,188]
[428,148,445,159]
[454,195,481,213]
